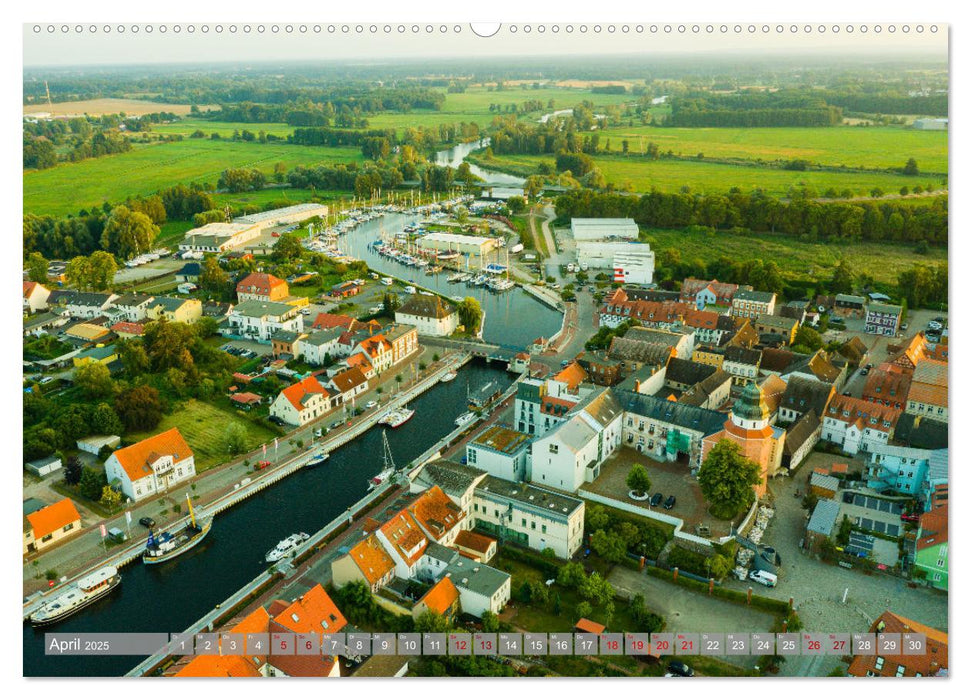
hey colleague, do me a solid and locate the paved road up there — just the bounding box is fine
[722,473,948,635]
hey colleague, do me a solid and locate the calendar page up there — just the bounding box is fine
[18,7,949,688]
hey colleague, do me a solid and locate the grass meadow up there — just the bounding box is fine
[24,139,364,216]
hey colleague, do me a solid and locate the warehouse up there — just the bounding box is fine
[179,222,261,253]
[576,240,655,284]
[235,202,330,230]
[417,232,498,258]
[570,218,639,241]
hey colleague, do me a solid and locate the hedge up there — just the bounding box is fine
[496,541,562,578]
[646,566,792,615]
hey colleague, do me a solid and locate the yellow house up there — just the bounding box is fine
[146,297,203,324]
[692,347,725,370]
[24,498,82,555]
[72,345,119,368]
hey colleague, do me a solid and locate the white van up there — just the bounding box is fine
[748,569,778,587]
[567,263,576,273]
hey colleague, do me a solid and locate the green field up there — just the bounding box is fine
[128,398,279,473]
[151,119,294,139]
[472,152,947,198]
[24,139,364,217]
[595,125,948,173]
[643,227,946,287]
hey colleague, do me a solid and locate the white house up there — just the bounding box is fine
[110,293,156,322]
[394,295,459,337]
[352,334,394,374]
[299,327,344,366]
[225,300,303,343]
[529,390,623,492]
[23,282,51,314]
[326,366,370,406]
[269,374,333,426]
[472,476,585,558]
[65,292,118,319]
[104,428,196,502]
[820,395,901,455]
[465,425,532,482]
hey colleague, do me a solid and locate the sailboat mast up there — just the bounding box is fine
[186,493,196,529]
[382,430,396,471]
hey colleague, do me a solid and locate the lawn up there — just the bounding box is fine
[24,139,364,217]
[470,152,948,198]
[594,125,948,173]
[643,227,947,287]
[127,398,279,473]
[150,119,294,139]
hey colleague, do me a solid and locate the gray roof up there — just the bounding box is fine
[893,413,948,450]
[24,311,62,330]
[476,475,583,520]
[734,289,776,303]
[679,369,732,407]
[810,471,840,493]
[608,337,673,365]
[784,411,820,456]
[547,414,598,453]
[113,293,154,307]
[444,556,510,599]
[23,497,47,515]
[152,296,190,312]
[614,388,725,436]
[235,202,327,224]
[780,375,833,417]
[396,294,456,320]
[415,459,487,499]
[381,323,416,343]
[271,330,303,343]
[515,379,544,404]
[579,388,623,429]
[724,346,762,365]
[867,302,903,316]
[65,292,114,307]
[807,498,841,536]
[625,326,687,347]
[424,541,460,565]
[665,358,716,386]
[25,456,61,469]
[756,314,798,331]
[232,300,294,317]
[928,449,949,483]
[305,327,343,346]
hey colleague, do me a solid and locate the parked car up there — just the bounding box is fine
[667,661,694,677]
[313,428,323,438]
[330,421,343,430]
[271,232,281,238]
[927,321,943,331]
[663,495,676,510]
[901,512,920,523]
[860,368,869,376]
[39,376,55,385]
[650,492,663,507]
[255,460,271,470]
[139,517,156,529]
[365,400,378,409]
[748,569,778,587]
[268,416,286,426]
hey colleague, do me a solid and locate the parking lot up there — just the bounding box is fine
[587,448,734,538]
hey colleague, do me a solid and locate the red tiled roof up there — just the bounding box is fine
[847,611,947,677]
[917,504,948,551]
[272,584,347,635]
[230,392,262,405]
[553,361,588,392]
[380,510,428,566]
[575,618,606,634]
[348,534,396,585]
[236,272,288,299]
[408,485,464,541]
[110,321,145,335]
[453,530,496,556]
[110,428,193,482]
[312,312,355,331]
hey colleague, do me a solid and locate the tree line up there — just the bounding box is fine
[555,189,948,245]
[667,90,843,127]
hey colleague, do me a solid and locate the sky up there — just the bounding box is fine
[22,22,947,68]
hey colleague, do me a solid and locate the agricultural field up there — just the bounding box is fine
[594,124,949,173]
[22,97,217,117]
[642,226,947,287]
[472,152,947,198]
[23,139,364,217]
[127,398,279,473]
[150,119,294,139]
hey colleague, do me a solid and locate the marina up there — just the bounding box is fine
[29,566,121,627]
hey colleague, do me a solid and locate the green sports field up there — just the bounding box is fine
[23,139,364,216]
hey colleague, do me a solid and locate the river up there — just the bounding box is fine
[23,360,513,677]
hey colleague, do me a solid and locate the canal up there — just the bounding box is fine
[341,142,560,350]
[24,360,513,677]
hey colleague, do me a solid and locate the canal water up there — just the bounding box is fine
[23,360,513,677]
[434,138,525,186]
[342,143,560,350]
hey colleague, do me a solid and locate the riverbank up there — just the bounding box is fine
[22,349,470,613]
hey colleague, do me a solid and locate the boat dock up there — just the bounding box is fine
[22,353,471,622]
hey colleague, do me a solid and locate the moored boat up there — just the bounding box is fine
[143,495,212,565]
[440,371,457,383]
[305,451,329,468]
[265,532,310,563]
[379,407,415,428]
[29,566,121,626]
[454,411,477,428]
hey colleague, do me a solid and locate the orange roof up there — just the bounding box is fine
[417,576,459,616]
[280,375,328,411]
[175,607,270,677]
[358,334,391,358]
[908,359,948,408]
[380,510,428,566]
[553,361,588,392]
[231,392,262,404]
[830,463,849,474]
[348,534,396,585]
[329,366,368,394]
[541,395,576,416]
[917,504,948,551]
[408,485,464,541]
[825,395,901,433]
[236,272,288,299]
[453,530,496,555]
[575,618,606,634]
[23,281,37,297]
[26,498,81,539]
[345,352,374,372]
[312,312,355,330]
[848,611,947,677]
[109,428,193,482]
[683,308,720,330]
[110,321,145,335]
[273,584,347,635]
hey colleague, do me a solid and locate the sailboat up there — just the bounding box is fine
[368,431,398,492]
[143,494,212,565]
